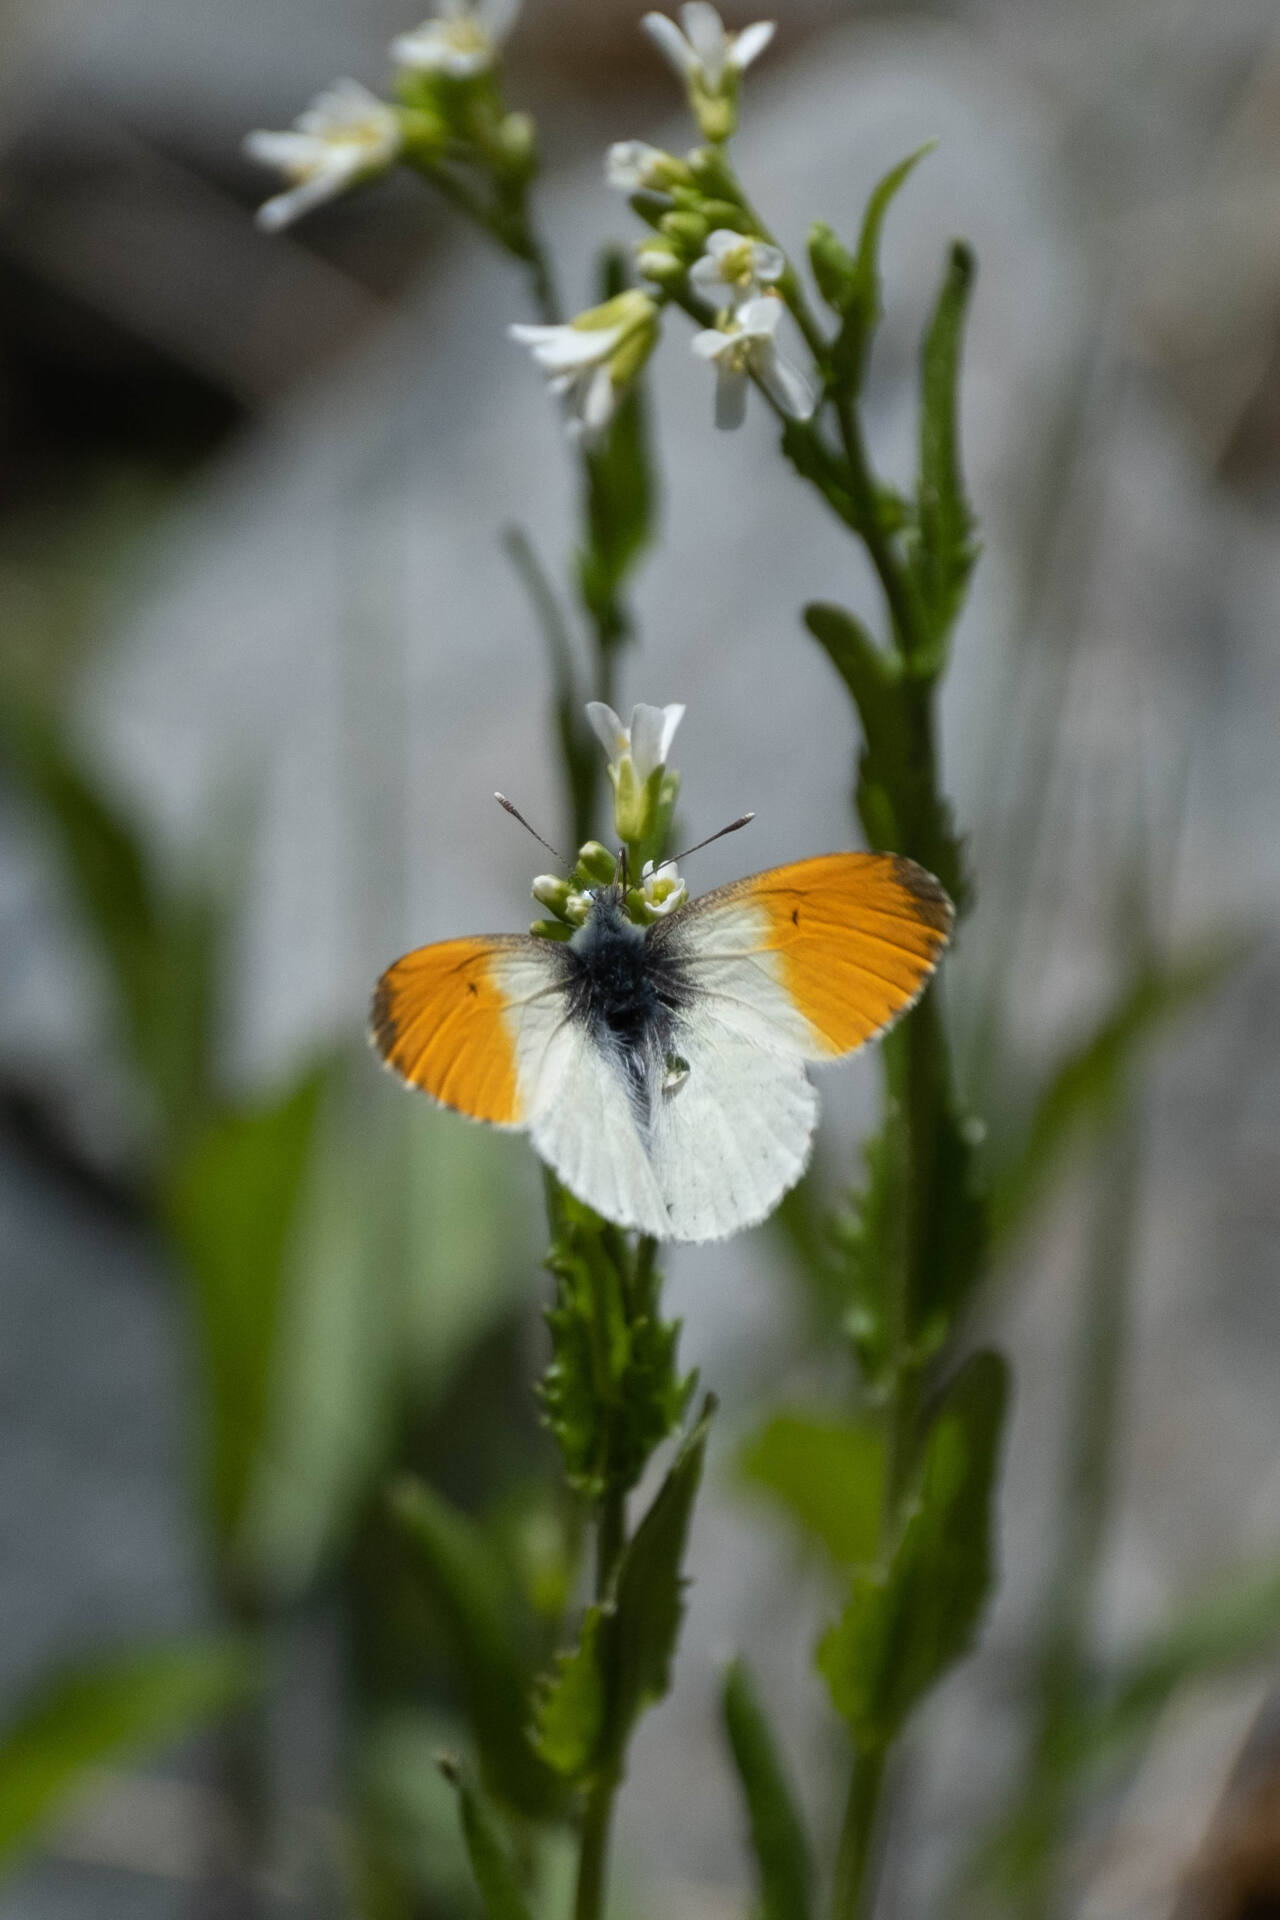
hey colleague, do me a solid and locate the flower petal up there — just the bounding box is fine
[586,702,629,762]
[640,11,697,76]
[681,1,729,75]
[691,325,733,361]
[688,255,726,301]
[737,295,783,339]
[730,18,775,69]
[752,241,786,281]
[509,322,623,370]
[628,703,685,782]
[582,363,617,434]
[756,348,815,421]
[715,364,749,429]
[705,228,741,259]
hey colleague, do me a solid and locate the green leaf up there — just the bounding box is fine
[531,1605,607,1778]
[993,938,1247,1246]
[0,1638,254,1874]
[539,1188,693,1498]
[721,1658,814,1920]
[165,1066,331,1554]
[832,1119,901,1393]
[390,1478,559,1819]
[605,1395,715,1763]
[0,707,220,1138]
[439,1758,535,1920]
[910,240,979,667]
[813,144,935,391]
[737,1414,884,1568]
[817,1351,1009,1748]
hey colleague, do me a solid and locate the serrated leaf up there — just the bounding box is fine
[833,1119,901,1393]
[993,937,1248,1247]
[539,1189,692,1498]
[910,240,979,665]
[531,1605,607,1779]
[604,1397,715,1765]
[737,1414,883,1568]
[440,1759,535,1920]
[0,1638,254,1874]
[722,1658,814,1920]
[817,1352,1009,1748]
[390,1479,559,1819]
[165,1066,331,1553]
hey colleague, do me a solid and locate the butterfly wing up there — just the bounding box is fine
[371,929,672,1236]
[650,851,953,1063]
[371,934,567,1126]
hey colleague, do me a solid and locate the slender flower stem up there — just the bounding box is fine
[831,1746,887,1920]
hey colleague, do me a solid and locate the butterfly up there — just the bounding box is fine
[371,851,952,1244]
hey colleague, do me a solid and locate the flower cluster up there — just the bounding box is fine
[510,292,660,444]
[245,0,527,230]
[511,4,813,433]
[527,704,686,939]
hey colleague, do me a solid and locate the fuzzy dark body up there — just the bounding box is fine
[557,894,695,1108]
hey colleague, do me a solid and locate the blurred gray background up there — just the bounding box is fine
[1,0,1278,1915]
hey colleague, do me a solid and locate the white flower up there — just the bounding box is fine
[691,296,814,429]
[641,3,774,93]
[245,80,402,231]
[586,702,685,783]
[392,0,519,78]
[689,228,784,311]
[605,140,678,193]
[510,292,658,444]
[639,858,689,918]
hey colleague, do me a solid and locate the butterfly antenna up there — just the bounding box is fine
[494,793,564,864]
[649,813,755,876]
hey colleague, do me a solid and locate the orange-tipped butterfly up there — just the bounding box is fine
[371,842,953,1243]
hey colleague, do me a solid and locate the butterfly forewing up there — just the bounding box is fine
[653,852,953,1062]
[371,934,564,1127]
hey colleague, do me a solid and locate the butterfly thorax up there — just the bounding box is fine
[561,894,692,1095]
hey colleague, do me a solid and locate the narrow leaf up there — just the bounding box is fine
[605,1396,716,1764]
[834,144,935,389]
[911,240,978,664]
[737,1414,883,1568]
[391,1479,558,1818]
[439,1758,535,1920]
[722,1658,814,1920]
[165,1067,330,1550]
[0,1638,254,1873]
[817,1351,1009,1748]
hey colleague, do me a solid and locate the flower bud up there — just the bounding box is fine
[532,873,575,918]
[530,917,574,943]
[574,842,618,887]
[660,209,709,252]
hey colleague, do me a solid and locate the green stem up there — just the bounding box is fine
[575,1768,622,1920]
[832,395,920,658]
[831,1746,887,1920]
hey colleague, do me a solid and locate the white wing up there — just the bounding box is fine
[523,1013,672,1239]
[648,1007,818,1241]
